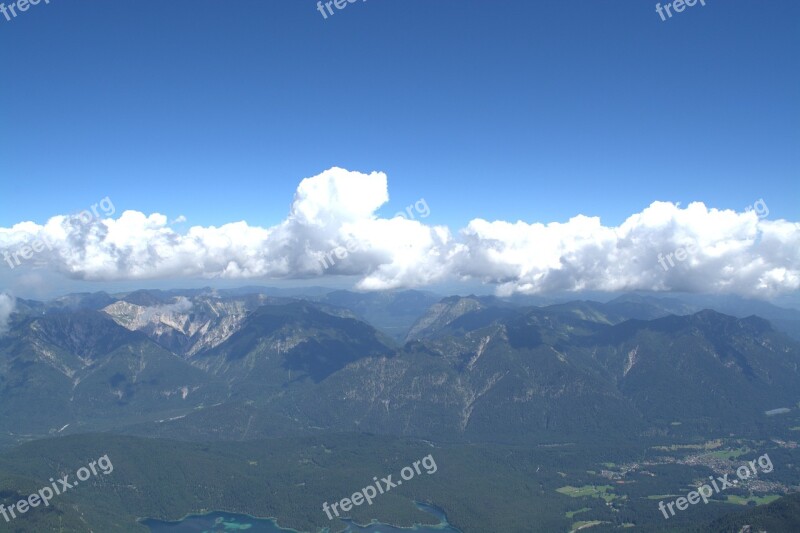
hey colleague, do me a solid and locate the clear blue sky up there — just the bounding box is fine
[1,0,798,230]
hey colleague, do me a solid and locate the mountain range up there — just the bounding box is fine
[2,288,800,532]
[2,288,799,448]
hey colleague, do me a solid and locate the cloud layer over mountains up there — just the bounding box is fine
[1,168,798,297]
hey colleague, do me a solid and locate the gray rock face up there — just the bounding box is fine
[102,295,273,357]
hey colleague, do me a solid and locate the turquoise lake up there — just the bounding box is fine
[141,502,462,533]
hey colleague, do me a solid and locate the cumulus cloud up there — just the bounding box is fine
[455,202,800,297]
[0,293,16,335]
[1,167,798,298]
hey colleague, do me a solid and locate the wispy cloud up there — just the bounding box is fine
[0,293,16,335]
[138,296,194,322]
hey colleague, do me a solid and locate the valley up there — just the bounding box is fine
[1,288,800,532]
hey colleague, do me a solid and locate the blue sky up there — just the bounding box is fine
[1,0,797,229]
[1,1,798,300]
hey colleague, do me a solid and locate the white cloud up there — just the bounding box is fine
[0,293,15,335]
[0,168,798,298]
[456,201,800,297]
